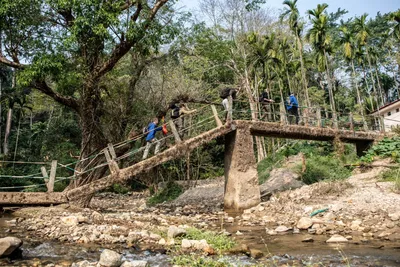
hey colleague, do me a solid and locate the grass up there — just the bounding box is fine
[257,153,285,184]
[380,167,400,192]
[174,227,236,251]
[147,181,183,205]
[171,255,231,267]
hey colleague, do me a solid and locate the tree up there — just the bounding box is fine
[0,0,178,206]
[338,25,367,130]
[280,0,310,107]
[306,4,337,124]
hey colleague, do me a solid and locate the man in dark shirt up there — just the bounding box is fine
[259,89,274,120]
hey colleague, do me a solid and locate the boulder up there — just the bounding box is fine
[91,211,104,223]
[120,261,149,267]
[249,248,263,259]
[326,235,348,243]
[61,216,79,226]
[167,226,186,239]
[0,237,23,257]
[297,217,313,230]
[98,249,122,267]
[259,168,304,199]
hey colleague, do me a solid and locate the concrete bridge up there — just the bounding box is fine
[0,103,384,210]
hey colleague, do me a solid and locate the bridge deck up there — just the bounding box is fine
[0,120,385,206]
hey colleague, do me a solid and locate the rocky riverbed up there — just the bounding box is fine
[1,158,400,266]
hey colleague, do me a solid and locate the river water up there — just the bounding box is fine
[1,212,400,266]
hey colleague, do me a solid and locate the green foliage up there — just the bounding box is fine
[147,181,183,205]
[257,152,285,184]
[299,155,352,184]
[183,228,236,251]
[380,168,400,192]
[171,254,231,267]
[110,183,130,194]
[361,137,400,163]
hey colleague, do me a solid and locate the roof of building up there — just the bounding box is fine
[371,98,400,115]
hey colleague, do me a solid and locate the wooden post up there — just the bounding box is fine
[41,166,49,190]
[168,120,182,143]
[333,111,338,129]
[211,105,223,127]
[227,96,233,122]
[48,160,57,193]
[379,116,385,133]
[280,102,287,125]
[349,112,354,131]
[316,107,322,127]
[104,148,120,174]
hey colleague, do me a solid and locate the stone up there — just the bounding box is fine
[71,260,95,267]
[302,237,314,242]
[181,239,192,249]
[149,233,161,241]
[98,249,122,267]
[388,213,400,221]
[61,216,79,226]
[0,237,23,257]
[326,235,349,243]
[293,228,300,234]
[158,238,166,245]
[249,248,263,259]
[259,168,304,197]
[308,228,316,234]
[193,239,209,251]
[167,226,186,239]
[91,211,104,223]
[297,217,313,230]
[120,261,149,267]
[275,226,290,232]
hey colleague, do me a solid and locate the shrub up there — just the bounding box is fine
[299,155,352,184]
[183,228,236,251]
[147,181,183,205]
[361,137,400,163]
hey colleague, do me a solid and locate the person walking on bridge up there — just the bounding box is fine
[286,92,299,125]
[142,117,163,159]
[259,89,274,121]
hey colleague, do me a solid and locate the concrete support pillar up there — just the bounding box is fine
[224,127,260,212]
[356,141,373,157]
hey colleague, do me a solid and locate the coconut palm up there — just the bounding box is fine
[280,0,310,107]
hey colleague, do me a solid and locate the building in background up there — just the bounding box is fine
[371,99,400,131]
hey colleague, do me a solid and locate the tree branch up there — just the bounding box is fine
[0,54,25,69]
[93,0,169,81]
[31,80,80,112]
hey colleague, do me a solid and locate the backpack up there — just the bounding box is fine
[171,106,180,119]
[142,126,148,136]
[220,88,231,99]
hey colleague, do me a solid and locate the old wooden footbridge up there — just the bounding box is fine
[0,100,386,211]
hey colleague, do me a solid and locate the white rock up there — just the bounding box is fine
[181,239,192,249]
[71,260,95,267]
[158,238,166,245]
[389,213,400,221]
[61,216,79,226]
[98,249,122,267]
[120,260,149,267]
[275,226,290,232]
[297,217,313,230]
[326,234,349,243]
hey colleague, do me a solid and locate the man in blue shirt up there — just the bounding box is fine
[142,117,163,159]
[286,92,299,124]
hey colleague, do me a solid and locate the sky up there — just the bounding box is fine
[177,0,399,20]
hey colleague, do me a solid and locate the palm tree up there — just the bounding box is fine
[338,25,367,130]
[280,0,310,107]
[354,14,382,107]
[306,4,337,126]
[389,10,400,40]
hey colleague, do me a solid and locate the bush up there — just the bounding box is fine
[183,228,236,251]
[361,137,400,163]
[147,181,183,205]
[299,155,352,184]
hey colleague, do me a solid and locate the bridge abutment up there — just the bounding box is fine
[356,141,374,157]
[224,126,260,212]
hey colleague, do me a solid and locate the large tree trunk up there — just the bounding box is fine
[3,108,12,156]
[351,60,368,131]
[65,81,108,207]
